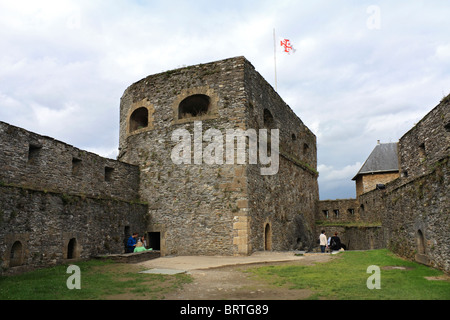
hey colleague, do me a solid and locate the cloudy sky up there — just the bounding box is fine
[1,0,449,200]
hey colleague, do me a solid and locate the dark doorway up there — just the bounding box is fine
[264,224,272,251]
[148,232,161,250]
[10,241,23,267]
[67,238,77,259]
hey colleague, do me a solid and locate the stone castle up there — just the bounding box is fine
[1,56,448,274]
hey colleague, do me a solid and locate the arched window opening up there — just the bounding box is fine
[67,238,78,259]
[178,94,210,119]
[333,209,340,218]
[264,223,272,251]
[10,241,23,267]
[129,107,149,133]
[417,230,425,255]
[28,144,42,163]
[303,143,310,154]
[418,143,426,162]
[263,109,276,129]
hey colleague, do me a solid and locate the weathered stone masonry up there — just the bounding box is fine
[362,99,450,272]
[318,98,449,272]
[0,121,141,200]
[0,56,319,274]
[118,56,319,256]
[2,55,447,275]
[0,121,148,274]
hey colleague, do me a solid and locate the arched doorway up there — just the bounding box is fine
[10,241,23,267]
[264,223,272,251]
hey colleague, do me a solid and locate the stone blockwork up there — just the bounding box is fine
[317,199,359,222]
[315,225,384,251]
[0,122,147,274]
[0,121,141,201]
[316,98,449,270]
[382,99,449,272]
[317,199,383,251]
[398,100,450,179]
[382,162,448,271]
[2,55,447,275]
[0,185,147,274]
[244,60,319,253]
[358,99,449,272]
[118,56,319,256]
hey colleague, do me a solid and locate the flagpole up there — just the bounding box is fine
[273,28,277,91]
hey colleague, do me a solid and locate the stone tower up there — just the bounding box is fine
[118,56,319,256]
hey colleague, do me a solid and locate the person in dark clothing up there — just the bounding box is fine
[330,232,343,251]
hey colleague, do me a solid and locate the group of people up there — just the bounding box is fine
[126,232,153,253]
[319,230,347,253]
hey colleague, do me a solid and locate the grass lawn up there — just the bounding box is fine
[1,249,449,300]
[249,249,450,300]
[0,259,192,300]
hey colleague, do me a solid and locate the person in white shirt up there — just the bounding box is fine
[319,230,328,253]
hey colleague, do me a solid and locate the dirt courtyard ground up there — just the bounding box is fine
[136,252,335,300]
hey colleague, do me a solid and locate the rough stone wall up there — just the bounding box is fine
[398,99,450,179]
[357,188,388,225]
[118,56,319,255]
[358,99,449,272]
[384,99,449,272]
[0,185,147,275]
[317,199,359,222]
[119,57,250,256]
[317,100,449,263]
[343,226,384,250]
[316,199,383,251]
[0,121,141,201]
[0,122,147,274]
[316,226,384,251]
[381,161,449,272]
[243,59,319,252]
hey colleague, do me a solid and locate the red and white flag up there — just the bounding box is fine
[280,38,296,54]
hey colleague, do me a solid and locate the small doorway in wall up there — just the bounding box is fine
[416,229,425,255]
[148,232,161,250]
[10,241,24,267]
[415,229,429,265]
[67,238,78,259]
[264,223,272,251]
